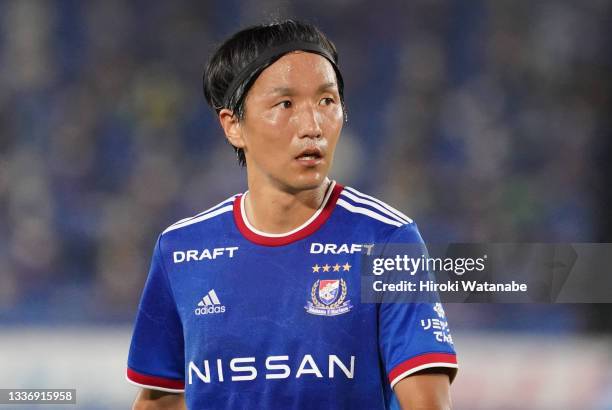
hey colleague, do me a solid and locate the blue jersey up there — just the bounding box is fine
[126,181,457,409]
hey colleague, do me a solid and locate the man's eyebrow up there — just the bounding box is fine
[268,86,294,96]
[317,82,338,93]
[267,82,338,96]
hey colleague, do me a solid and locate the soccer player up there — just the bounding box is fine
[127,20,457,410]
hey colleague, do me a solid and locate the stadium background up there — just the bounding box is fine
[0,0,611,408]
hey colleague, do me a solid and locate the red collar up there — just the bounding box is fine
[233,181,343,246]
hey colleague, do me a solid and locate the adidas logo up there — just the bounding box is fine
[195,289,226,315]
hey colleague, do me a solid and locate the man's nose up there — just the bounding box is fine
[295,104,322,139]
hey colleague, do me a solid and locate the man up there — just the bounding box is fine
[127,20,457,410]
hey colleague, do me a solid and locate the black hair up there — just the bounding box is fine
[203,19,345,167]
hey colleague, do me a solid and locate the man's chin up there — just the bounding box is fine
[286,173,329,193]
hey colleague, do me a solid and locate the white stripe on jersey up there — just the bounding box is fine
[340,190,409,225]
[166,195,237,230]
[336,198,403,227]
[162,204,234,234]
[125,375,185,394]
[389,362,459,389]
[343,186,413,224]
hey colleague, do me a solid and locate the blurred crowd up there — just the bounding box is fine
[0,0,610,327]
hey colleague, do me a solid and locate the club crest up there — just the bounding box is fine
[319,280,340,305]
[305,279,352,316]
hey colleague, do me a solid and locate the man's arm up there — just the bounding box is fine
[132,388,186,410]
[393,370,452,410]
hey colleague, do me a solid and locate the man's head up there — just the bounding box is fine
[203,20,345,191]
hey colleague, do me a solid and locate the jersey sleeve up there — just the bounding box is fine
[126,236,185,392]
[377,223,458,389]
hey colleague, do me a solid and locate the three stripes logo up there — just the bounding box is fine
[194,289,226,315]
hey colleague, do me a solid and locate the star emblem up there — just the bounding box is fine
[343,262,351,271]
[322,264,331,272]
[312,264,320,273]
[333,263,341,272]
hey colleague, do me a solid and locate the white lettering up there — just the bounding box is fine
[350,244,362,254]
[195,305,225,315]
[265,355,290,379]
[337,244,349,253]
[230,357,257,381]
[310,243,324,254]
[217,359,224,382]
[173,252,185,263]
[188,354,355,384]
[189,360,210,384]
[187,250,198,261]
[296,355,323,378]
[324,244,337,254]
[172,247,240,263]
[329,355,355,379]
[309,243,373,255]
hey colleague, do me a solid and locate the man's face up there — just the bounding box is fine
[239,51,344,191]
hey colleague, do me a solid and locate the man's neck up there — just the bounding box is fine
[244,179,332,234]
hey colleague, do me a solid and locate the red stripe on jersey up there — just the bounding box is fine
[388,352,457,383]
[234,182,343,246]
[127,368,185,390]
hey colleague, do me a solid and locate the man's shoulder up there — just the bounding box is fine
[160,194,239,238]
[336,185,414,229]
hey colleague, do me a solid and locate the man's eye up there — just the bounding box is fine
[277,100,292,109]
[320,97,335,105]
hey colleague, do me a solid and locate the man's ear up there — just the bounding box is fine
[219,109,245,149]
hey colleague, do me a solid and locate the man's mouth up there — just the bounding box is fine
[295,147,323,160]
[295,147,324,166]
